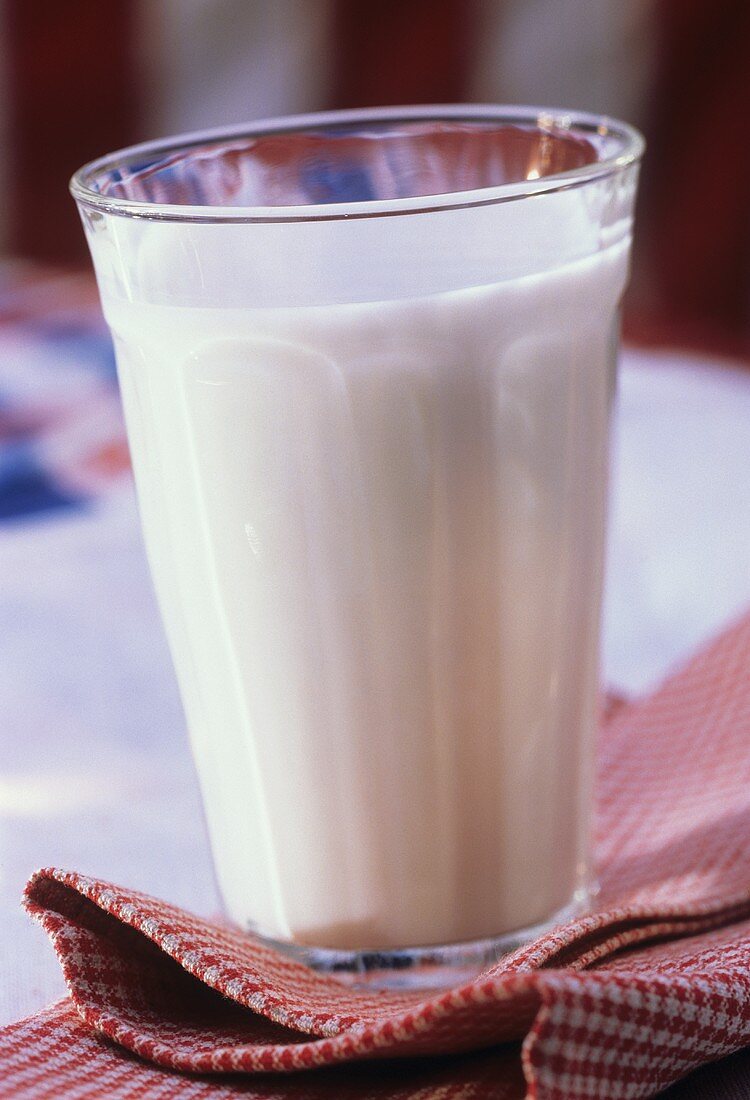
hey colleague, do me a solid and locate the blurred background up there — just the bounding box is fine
[3,0,750,351]
[1,0,750,1061]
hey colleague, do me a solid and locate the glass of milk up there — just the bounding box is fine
[72,107,643,986]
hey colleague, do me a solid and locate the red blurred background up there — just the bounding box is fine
[4,0,750,356]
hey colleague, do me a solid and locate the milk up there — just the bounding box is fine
[106,238,628,950]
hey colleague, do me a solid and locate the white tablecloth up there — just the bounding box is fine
[1,347,749,1026]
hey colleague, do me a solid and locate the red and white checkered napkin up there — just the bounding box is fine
[4,613,750,1100]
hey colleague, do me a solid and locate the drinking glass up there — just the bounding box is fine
[72,105,643,986]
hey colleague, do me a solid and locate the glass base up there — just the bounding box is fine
[254,887,593,990]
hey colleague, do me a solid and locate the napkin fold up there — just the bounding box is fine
[4,611,750,1099]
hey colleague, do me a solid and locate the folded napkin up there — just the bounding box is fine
[4,611,750,1100]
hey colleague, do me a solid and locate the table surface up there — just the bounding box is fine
[1,287,750,1088]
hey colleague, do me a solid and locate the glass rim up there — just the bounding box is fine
[70,103,645,225]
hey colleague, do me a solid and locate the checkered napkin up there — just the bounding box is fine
[4,612,750,1099]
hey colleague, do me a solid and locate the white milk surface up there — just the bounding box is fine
[108,238,628,950]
